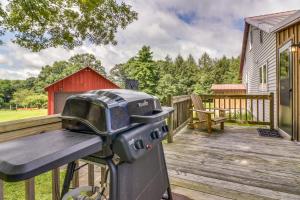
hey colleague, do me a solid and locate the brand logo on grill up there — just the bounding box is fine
[138,100,149,107]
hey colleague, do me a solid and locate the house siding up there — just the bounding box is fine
[242,25,277,127]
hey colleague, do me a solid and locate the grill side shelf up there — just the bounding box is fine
[0,130,103,182]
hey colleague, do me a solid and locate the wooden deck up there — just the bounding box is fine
[76,125,300,200]
[164,126,300,200]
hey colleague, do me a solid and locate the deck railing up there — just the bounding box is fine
[165,93,275,143]
[0,115,104,200]
[166,95,192,143]
[198,93,274,129]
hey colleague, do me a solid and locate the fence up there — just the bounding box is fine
[166,95,192,143]
[198,93,274,129]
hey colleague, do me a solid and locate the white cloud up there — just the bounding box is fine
[0,0,300,80]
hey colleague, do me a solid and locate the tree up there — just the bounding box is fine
[1,0,138,51]
[11,89,34,107]
[156,74,177,103]
[198,52,213,69]
[69,53,106,76]
[109,63,127,87]
[0,80,16,103]
[122,46,159,94]
[24,94,47,108]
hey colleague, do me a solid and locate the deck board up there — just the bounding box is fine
[164,126,300,199]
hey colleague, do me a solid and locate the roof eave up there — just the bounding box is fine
[271,11,300,33]
[44,66,118,91]
[245,18,273,33]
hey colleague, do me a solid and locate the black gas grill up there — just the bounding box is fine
[0,89,174,200]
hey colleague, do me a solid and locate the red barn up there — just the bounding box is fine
[45,66,119,115]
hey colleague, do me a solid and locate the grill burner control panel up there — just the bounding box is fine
[112,121,168,163]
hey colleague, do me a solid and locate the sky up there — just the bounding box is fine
[0,0,300,80]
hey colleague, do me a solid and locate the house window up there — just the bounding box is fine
[249,28,253,50]
[259,30,263,44]
[259,64,267,85]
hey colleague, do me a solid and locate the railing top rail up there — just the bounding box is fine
[0,114,61,133]
[171,95,191,104]
[198,93,273,99]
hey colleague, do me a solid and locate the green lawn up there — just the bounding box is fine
[4,170,66,200]
[0,109,47,122]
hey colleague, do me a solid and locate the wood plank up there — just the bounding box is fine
[167,95,174,143]
[0,122,62,143]
[52,168,60,200]
[72,161,79,188]
[167,158,300,194]
[25,178,35,200]
[100,167,106,187]
[170,173,300,200]
[87,164,94,196]
[0,115,61,133]
[0,180,3,200]
[171,185,232,200]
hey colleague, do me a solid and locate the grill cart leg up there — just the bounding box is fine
[61,161,77,200]
[106,159,118,200]
[167,187,173,200]
[161,144,173,200]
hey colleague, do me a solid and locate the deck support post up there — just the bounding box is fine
[0,180,3,200]
[72,161,79,188]
[87,164,94,196]
[52,168,60,200]
[167,95,174,143]
[25,178,35,200]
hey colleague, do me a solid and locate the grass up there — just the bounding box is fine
[0,109,47,122]
[4,170,66,200]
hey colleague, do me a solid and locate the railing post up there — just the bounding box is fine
[188,97,193,129]
[166,95,174,143]
[100,166,107,187]
[52,168,60,200]
[0,180,3,200]
[72,161,79,188]
[25,178,35,200]
[87,164,94,196]
[270,92,275,129]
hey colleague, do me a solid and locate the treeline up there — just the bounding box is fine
[109,46,241,103]
[0,54,106,108]
[0,46,240,108]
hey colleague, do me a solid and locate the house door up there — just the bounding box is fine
[278,41,293,137]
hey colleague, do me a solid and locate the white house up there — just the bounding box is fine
[240,10,300,140]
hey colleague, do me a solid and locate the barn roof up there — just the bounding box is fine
[44,66,118,90]
[239,10,300,79]
[211,84,246,91]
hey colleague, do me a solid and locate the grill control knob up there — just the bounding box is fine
[150,131,160,140]
[134,140,144,150]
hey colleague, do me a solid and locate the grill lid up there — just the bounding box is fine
[61,89,173,135]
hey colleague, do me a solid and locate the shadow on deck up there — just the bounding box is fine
[164,126,300,200]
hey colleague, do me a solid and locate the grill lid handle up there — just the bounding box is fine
[130,107,174,124]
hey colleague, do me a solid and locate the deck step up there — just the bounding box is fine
[169,170,300,200]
